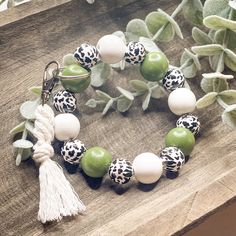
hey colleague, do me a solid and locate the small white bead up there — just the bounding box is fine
[133,152,163,184]
[96,35,126,64]
[168,88,196,115]
[54,114,80,141]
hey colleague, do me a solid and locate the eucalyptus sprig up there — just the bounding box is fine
[180,0,236,128]
[86,80,168,114]
[10,86,41,165]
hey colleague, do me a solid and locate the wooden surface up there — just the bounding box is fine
[0,0,236,235]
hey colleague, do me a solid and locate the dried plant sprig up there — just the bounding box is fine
[182,0,236,128]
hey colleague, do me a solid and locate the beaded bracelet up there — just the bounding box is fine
[52,34,200,184]
[12,34,201,223]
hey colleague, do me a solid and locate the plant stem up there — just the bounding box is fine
[215,8,234,110]
[15,128,28,166]
[152,0,188,41]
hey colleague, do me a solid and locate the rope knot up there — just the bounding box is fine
[33,143,54,164]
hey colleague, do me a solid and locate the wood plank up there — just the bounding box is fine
[0,0,236,235]
[0,0,72,27]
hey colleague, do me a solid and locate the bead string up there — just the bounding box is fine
[50,34,201,185]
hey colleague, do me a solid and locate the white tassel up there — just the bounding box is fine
[33,104,86,223]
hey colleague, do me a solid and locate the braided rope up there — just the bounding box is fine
[32,104,86,223]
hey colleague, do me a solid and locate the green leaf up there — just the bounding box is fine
[201,77,214,93]
[25,121,34,134]
[209,54,223,71]
[150,85,166,99]
[13,139,33,149]
[222,104,236,128]
[20,99,40,120]
[213,77,228,93]
[181,59,197,79]
[203,15,236,31]
[196,92,218,108]
[117,97,133,112]
[111,31,126,70]
[191,44,223,56]
[125,32,139,42]
[96,90,112,102]
[139,37,159,52]
[62,53,77,66]
[102,99,114,115]
[192,27,212,45]
[145,11,174,42]
[219,90,236,104]
[129,80,149,92]
[21,148,32,161]
[182,0,203,25]
[14,148,32,166]
[184,49,201,70]
[29,86,42,96]
[180,50,199,78]
[229,1,236,10]
[201,75,230,93]
[158,9,183,39]
[9,122,25,135]
[224,48,236,71]
[183,63,197,79]
[117,87,134,101]
[86,99,98,108]
[142,92,151,111]
[112,31,126,43]
[215,30,236,53]
[126,19,151,38]
[208,29,217,39]
[203,0,230,18]
[145,11,167,35]
[91,63,111,87]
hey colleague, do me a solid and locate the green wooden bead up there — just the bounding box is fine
[62,64,88,76]
[165,127,195,156]
[60,64,91,93]
[140,51,169,82]
[81,146,112,178]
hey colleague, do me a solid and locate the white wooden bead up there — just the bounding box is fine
[54,114,80,141]
[133,152,163,184]
[168,88,196,115]
[96,35,126,64]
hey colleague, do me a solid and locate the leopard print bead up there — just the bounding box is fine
[176,114,200,135]
[108,158,133,184]
[74,43,99,68]
[53,90,77,113]
[160,147,185,172]
[61,140,86,164]
[125,42,146,64]
[162,68,185,91]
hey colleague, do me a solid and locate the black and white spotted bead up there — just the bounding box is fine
[162,68,185,91]
[53,90,77,113]
[160,147,185,172]
[176,114,200,135]
[108,158,133,184]
[74,43,99,68]
[125,41,146,64]
[61,140,86,164]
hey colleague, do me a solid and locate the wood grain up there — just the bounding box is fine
[0,0,236,235]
